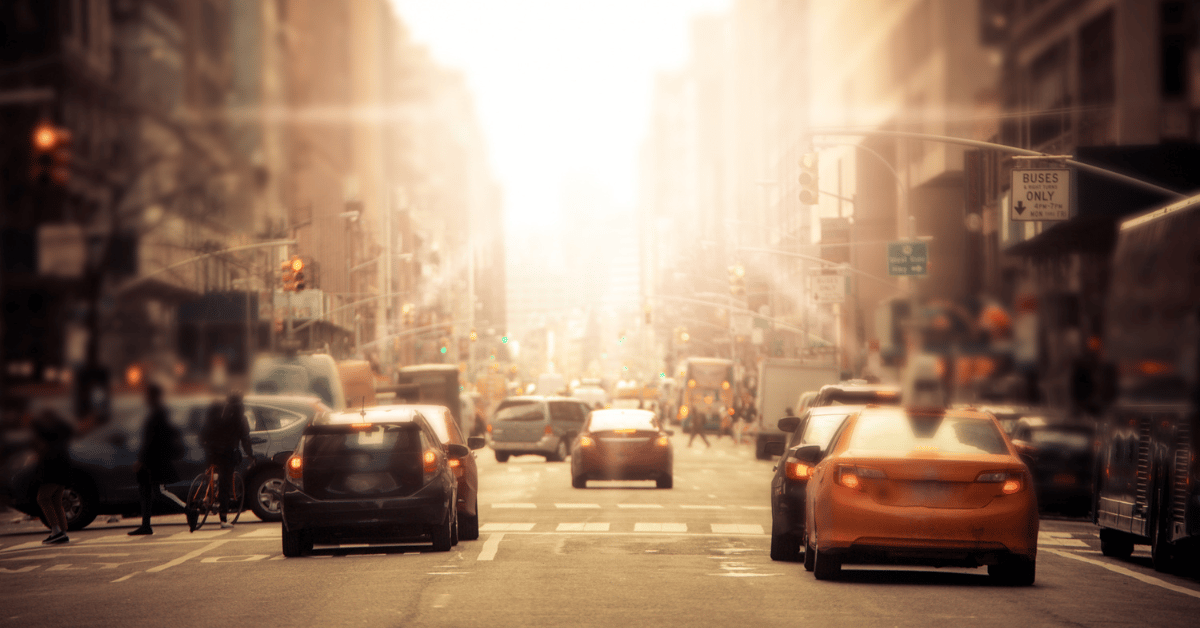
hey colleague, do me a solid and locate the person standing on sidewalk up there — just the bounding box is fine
[129,384,183,535]
[200,392,253,529]
[32,410,73,544]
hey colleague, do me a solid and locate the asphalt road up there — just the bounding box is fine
[3,431,1200,628]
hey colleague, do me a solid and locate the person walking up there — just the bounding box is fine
[200,392,253,530]
[32,409,73,544]
[128,384,183,535]
[687,409,711,448]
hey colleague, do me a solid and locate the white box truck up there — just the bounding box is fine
[754,358,839,459]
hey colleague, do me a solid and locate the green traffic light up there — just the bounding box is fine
[501,336,508,343]
[440,347,447,354]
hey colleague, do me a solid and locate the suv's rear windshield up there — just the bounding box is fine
[588,411,657,432]
[494,401,543,422]
[304,424,420,457]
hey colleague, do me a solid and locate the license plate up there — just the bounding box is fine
[910,483,950,502]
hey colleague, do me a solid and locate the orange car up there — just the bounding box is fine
[800,405,1038,584]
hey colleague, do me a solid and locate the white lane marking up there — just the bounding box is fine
[479,523,536,532]
[1043,548,1200,600]
[1038,536,1088,547]
[507,467,523,473]
[617,504,663,509]
[554,503,600,509]
[80,535,142,544]
[634,523,687,533]
[491,503,536,509]
[711,524,764,535]
[740,506,770,511]
[111,573,139,583]
[680,505,725,510]
[0,542,43,553]
[1043,531,1074,538]
[146,540,227,573]
[241,528,282,538]
[164,529,230,541]
[432,593,452,608]
[477,533,504,561]
[557,523,610,532]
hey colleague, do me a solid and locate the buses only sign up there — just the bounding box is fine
[1011,169,1071,221]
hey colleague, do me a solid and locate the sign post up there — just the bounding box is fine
[1011,168,1071,221]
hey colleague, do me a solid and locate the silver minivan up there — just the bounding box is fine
[488,396,591,462]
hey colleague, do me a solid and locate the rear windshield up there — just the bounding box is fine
[588,411,657,432]
[847,413,1009,455]
[494,401,543,422]
[800,411,854,448]
[305,425,420,458]
[252,358,336,407]
[1031,429,1091,450]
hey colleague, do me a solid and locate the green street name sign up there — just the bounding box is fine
[887,241,928,276]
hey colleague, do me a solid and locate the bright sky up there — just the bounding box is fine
[389,0,732,233]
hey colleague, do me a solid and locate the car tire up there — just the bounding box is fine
[247,467,285,522]
[460,501,480,541]
[40,475,99,532]
[988,558,1035,586]
[656,474,673,489]
[282,523,310,557]
[1099,529,1134,559]
[770,531,800,562]
[812,544,840,581]
[451,511,460,546]
[546,440,568,463]
[572,474,587,489]
[803,535,815,572]
[495,451,510,463]
[431,513,453,552]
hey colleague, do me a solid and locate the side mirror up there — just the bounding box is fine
[793,444,823,465]
[466,436,486,451]
[777,416,801,433]
[764,441,785,457]
[446,443,470,459]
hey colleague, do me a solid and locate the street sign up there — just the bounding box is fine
[1011,168,1071,221]
[811,274,845,303]
[887,241,928,276]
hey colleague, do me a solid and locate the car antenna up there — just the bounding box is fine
[360,396,367,419]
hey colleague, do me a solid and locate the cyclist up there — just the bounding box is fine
[199,392,253,530]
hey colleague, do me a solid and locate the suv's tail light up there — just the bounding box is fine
[423,449,439,483]
[785,461,812,481]
[286,455,303,491]
[579,435,595,447]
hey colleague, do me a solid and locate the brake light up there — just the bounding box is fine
[448,458,461,469]
[836,465,885,490]
[286,455,302,479]
[678,406,689,419]
[1002,479,1022,494]
[785,462,812,481]
[977,471,1025,494]
[655,435,670,447]
[579,435,595,447]
[350,423,373,430]
[838,470,860,490]
[614,428,636,434]
[423,449,438,474]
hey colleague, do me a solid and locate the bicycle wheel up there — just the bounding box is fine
[229,472,246,524]
[187,473,210,531]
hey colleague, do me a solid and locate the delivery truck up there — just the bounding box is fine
[754,358,839,459]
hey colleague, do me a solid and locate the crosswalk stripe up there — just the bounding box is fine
[557,523,610,531]
[680,505,725,510]
[617,504,663,509]
[554,503,600,509]
[480,523,536,532]
[241,528,281,538]
[633,523,687,532]
[710,524,764,534]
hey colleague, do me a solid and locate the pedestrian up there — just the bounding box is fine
[199,392,253,530]
[687,409,710,448]
[31,409,73,544]
[128,383,184,535]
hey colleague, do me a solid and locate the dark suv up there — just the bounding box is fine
[488,396,591,462]
[280,405,469,556]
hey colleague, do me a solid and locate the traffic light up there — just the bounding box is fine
[291,257,306,291]
[798,152,819,205]
[31,121,70,185]
[728,264,746,297]
[280,259,295,291]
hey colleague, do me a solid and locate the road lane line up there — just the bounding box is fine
[617,504,663,509]
[479,523,535,532]
[680,505,725,509]
[711,524,764,534]
[146,540,227,572]
[240,528,281,538]
[1042,548,1200,600]
[557,523,610,531]
[491,503,536,509]
[111,573,138,583]
[554,503,600,509]
[477,533,504,561]
[634,523,687,532]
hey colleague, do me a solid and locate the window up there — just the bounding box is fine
[849,413,1009,455]
[250,405,304,432]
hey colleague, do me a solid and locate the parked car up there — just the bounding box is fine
[570,409,674,489]
[488,396,591,462]
[1009,416,1096,516]
[765,405,862,562]
[280,404,469,556]
[407,404,487,540]
[0,393,330,530]
[800,405,1038,584]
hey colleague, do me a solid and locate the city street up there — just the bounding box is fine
[4,434,1200,628]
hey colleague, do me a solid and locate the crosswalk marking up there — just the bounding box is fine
[680,505,725,510]
[617,504,663,509]
[633,523,687,533]
[557,523,610,531]
[480,523,536,532]
[1038,532,1088,547]
[241,528,282,538]
[710,524,764,535]
[554,503,600,509]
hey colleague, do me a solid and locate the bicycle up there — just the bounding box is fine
[186,463,245,531]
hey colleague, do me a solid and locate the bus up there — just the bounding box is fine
[1093,193,1200,573]
[675,357,735,433]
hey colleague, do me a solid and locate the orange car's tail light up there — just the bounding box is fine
[837,465,885,490]
[655,435,670,447]
[579,435,595,447]
[544,424,555,435]
[785,462,812,481]
[977,471,1025,494]
[1002,479,1022,494]
[839,470,860,489]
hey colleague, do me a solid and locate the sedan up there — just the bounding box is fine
[801,406,1039,584]
[280,405,469,556]
[570,409,673,489]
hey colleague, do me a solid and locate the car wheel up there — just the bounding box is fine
[656,474,673,489]
[547,440,568,462]
[572,474,587,489]
[431,513,453,552]
[40,475,99,532]
[495,451,510,463]
[248,468,285,522]
[282,522,310,557]
[803,535,815,572]
[988,558,1036,586]
[770,531,800,562]
[451,511,460,546]
[460,499,480,541]
[1099,529,1134,559]
[812,544,840,581]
